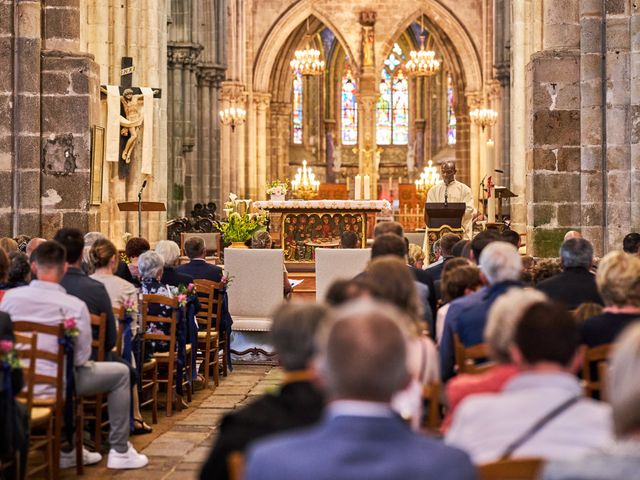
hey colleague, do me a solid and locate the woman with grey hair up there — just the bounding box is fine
[543,323,640,479]
[139,251,173,351]
[156,240,193,288]
[441,288,547,431]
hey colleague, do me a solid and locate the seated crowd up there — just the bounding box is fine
[0,225,639,480]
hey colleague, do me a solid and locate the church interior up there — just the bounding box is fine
[1,1,640,479]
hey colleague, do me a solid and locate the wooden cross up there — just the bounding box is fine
[99,57,162,98]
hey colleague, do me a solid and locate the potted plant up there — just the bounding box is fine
[266,180,288,202]
[215,193,268,248]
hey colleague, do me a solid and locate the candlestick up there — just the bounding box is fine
[346,177,350,194]
[354,175,361,200]
[363,175,371,200]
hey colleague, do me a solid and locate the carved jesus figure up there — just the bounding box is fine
[120,88,144,163]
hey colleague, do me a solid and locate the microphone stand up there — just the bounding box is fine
[137,180,147,237]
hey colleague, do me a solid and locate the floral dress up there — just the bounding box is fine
[140,278,174,356]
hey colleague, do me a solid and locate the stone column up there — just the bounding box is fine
[219,81,245,203]
[466,91,482,203]
[632,1,640,232]
[356,11,378,199]
[526,0,581,256]
[269,102,292,181]
[254,93,270,199]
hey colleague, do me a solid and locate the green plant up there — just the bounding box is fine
[214,193,268,243]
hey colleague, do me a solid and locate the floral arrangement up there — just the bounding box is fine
[266,180,289,197]
[176,283,197,307]
[123,297,138,314]
[214,193,268,243]
[63,316,80,338]
[221,273,234,288]
[0,339,21,370]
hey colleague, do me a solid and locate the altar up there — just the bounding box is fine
[253,199,390,263]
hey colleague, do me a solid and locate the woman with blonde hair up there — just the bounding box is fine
[581,251,640,348]
[364,256,439,429]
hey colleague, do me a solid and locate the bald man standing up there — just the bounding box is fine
[426,161,476,238]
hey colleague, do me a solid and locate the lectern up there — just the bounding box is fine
[423,202,465,264]
[118,201,165,237]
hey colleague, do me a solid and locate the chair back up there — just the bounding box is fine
[477,458,543,480]
[314,248,371,302]
[582,343,612,398]
[140,294,179,357]
[227,451,245,480]
[181,232,221,258]
[223,249,285,331]
[89,313,108,361]
[194,279,224,334]
[453,333,493,374]
[113,307,124,353]
[14,331,38,415]
[421,382,441,432]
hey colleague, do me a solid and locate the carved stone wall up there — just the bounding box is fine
[0,0,99,238]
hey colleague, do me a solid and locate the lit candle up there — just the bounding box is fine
[363,175,371,200]
[354,175,361,200]
[346,177,350,193]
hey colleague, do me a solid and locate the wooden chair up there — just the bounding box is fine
[194,279,226,386]
[114,306,159,424]
[12,322,80,478]
[141,294,189,416]
[14,332,46,479]
[227,451,245,480]
[477,457,543,480]
[421,382,441,432]
[582,343,612,398]
[82,313,109,453]
[453,333,494,374]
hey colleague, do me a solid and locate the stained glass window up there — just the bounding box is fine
[447,74,456,145]
[377,42,408,145]
[292,71,303,144]
[341,65,358,145]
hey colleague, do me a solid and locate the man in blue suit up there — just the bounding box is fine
[245,300,475,480]
[177,236,223,282]
[440,241,523,382]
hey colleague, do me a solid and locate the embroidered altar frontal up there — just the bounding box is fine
[253,200,390,263]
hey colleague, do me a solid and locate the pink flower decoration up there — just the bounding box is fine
[177,294,187,304]
[0,340,13,352]
[188,283,195,291]
[64,318,77,330]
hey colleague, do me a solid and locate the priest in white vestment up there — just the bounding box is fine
[426,161,476,238]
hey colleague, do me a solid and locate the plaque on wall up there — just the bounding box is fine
[90,125,105,205]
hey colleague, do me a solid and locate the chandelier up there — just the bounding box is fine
[414,160,442,199]
[405,33,440,77]
[218,106,246,132]
[290,159,320,200]
[290,19,325,76]
[470,108,498,130]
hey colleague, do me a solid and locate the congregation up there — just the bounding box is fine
[0,224,640,480]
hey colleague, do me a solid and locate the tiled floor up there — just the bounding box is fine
[60,365,281,479]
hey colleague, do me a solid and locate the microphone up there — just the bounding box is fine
[138,180,147,199]
[444,187,448,207]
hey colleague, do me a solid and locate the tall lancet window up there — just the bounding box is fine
[376,42,408,145]
[341,63,358,145]
[292,71,303,144]
[447,74,456,145]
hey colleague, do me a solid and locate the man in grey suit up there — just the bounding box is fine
[245,300,475,480]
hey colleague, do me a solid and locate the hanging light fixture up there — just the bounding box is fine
[470,108,498,130]
[405,18,440,77]
[218,105,246,132]
[290,18,325,76]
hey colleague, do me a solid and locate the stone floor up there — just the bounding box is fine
[59,365,281,479]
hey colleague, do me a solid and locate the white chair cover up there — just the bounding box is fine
[315,248,371,302]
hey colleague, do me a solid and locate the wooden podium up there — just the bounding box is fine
[118,201,166,237]
[424,202,465,264]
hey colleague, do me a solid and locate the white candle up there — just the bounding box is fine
[363,175,371,200]
[354,175,361,200]
[346,177,350,193]
[388,176,392,192]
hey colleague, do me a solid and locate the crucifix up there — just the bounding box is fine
[100,57,162,179]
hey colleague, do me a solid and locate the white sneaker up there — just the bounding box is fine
[107,442,149,469]
[59,447,103,469]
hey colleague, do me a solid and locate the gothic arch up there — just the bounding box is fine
[253,1,356,92]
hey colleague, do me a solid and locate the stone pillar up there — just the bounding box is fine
[270,102,291,182]
[632,1,640,232]
[254,93,270,199]
[526,0,581,256]
[466,91,482,203]
[219,81,245,203]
